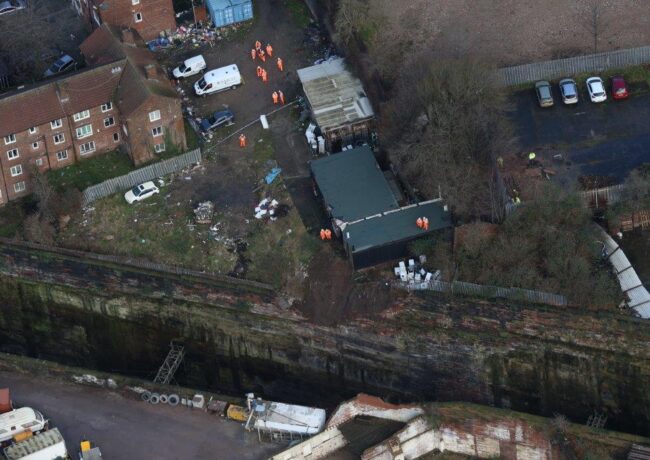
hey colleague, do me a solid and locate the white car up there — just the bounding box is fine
[0,0,25,16]
[586,76,607,103]
[124,181,159,204]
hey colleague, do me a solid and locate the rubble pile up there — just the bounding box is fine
[254,198,289,222]
[194,201,214,224]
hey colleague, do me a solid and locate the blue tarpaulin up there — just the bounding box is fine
[265,167,282,184]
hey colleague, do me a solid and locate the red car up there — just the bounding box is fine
[611,76,629,100]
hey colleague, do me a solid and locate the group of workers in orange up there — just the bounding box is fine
[251,41,284,73]
[416,217,430,230]
[319,228,333,240]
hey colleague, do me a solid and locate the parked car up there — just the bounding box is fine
[611,76,629,100]
[44,55,76,77]
[534,80,554,107]
[559,78,578,104]
[586,76,607,103]
[0,0,25,16]
[124,181,159,204]
[200,109,235,132]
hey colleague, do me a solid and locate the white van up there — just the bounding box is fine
[194,64,242,96]
[172,55,206,79]
[0,407,47,443]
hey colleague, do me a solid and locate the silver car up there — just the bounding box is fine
[535,81,554,108]
[0,0,25,16]
[559,78,578,105]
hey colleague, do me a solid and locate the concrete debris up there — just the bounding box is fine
[72,374,106,387]
[106,378,118,389]
[194,201,214,224]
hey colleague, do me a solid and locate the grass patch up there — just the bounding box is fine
[284,0,312,28]
[253,132,275,163]
[184,119,201,151]
[46,150,134,192]
[0,200,27,238]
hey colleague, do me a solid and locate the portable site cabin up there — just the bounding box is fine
[311,146,452,269]
[205,0,253,28]
[297,58,375,153]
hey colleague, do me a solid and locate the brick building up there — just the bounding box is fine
[73,0,176,42]
[0,25,186,205]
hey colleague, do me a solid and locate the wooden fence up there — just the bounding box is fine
[82,148,202,205]
[579,184,626,209]
[400,279,568,307]
[497,46,650,86]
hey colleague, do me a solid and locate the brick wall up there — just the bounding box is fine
[96,0,177,41]
[124,95,185,166]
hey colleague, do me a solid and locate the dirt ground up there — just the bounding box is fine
[0,371,281,460]
[375,0,650,66]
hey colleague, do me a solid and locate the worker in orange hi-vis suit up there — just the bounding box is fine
[272,91,279,104]
[276,57,284,72]
[262,69,268,83]
[259,50,266,62]
[320,229,326,240]
[423,217,429,230]
[325,229,332,240]
[266,44,273,57]
[255,40,261,51]
[416,217,423,228]
[250,49,256,60]
[239,134,246,148]
[278,90,285,105]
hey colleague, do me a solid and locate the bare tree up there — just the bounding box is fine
[334,0,370,45]
[576,0,613,53]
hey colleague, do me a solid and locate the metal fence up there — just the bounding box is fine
[82,148,202,205]
[497,46,650,86]
[579,184,626,209]
[400,279,568,307]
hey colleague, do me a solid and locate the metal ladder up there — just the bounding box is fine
[153,342,185,385]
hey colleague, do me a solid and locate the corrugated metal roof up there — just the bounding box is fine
[4,428,65,459]
[343,200,452,253]
[628,444,650,460]
[298,58,374,131]
[602,230,650,317]
[311,146,398,222]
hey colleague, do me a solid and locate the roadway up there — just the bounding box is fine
[0,371,281,460]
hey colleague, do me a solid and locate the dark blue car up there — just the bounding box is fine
[200,110,234,133]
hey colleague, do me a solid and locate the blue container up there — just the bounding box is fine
[206,0,253,27]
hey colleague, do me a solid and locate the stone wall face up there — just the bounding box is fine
[1,241,650,435]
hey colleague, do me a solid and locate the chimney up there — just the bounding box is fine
[121,29,136,45]
[144,64,158,80]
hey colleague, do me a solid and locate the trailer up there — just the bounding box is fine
[3,428,67,460]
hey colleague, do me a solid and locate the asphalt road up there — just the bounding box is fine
[0,372,281,460]
[511,86,650,182]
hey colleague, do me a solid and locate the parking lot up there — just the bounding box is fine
[510,78,650,187]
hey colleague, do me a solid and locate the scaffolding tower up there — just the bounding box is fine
[586,411,607,429]
[153,342,185,385]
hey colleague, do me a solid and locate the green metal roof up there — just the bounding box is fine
[310,146,398,222]
[344,200,452,253]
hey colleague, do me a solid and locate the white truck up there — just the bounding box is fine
[3,427,67,460]
[172,54,206,79]
[0,408,47,443]
[194,64,242,96]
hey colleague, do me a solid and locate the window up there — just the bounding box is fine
[79,141,96,155]
[35,158,43,166]
[104,117,115,128]
[51,119,62,129]
[132,0,139,4]
[73,110,90,122]
[56,150,68,161]
[10,165,22,177]
[32,142,39,150]
[113,132,120,142]
[134,12,142,22]
[7,149,18,160]
[4,134,15,144]
[53,133,65,144]
[151,126,163,137]
[76,124,93,139]
[149,110,161,122]
[28,127,37,135]
[14,181,26,193]
[101,102,113,112]
[154,143,165,153]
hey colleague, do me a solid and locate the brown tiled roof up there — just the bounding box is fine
[0,85,65,137]
[0,24,178,136]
